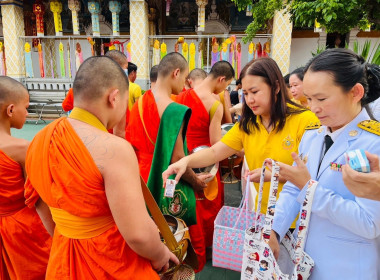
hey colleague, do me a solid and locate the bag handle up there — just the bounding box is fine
[232,175,251,229]
[256,159,318,255]
[259,160,280,238]
[293,180,318,263]
[139,176,178,252]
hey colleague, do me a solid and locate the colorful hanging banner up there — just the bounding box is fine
[263,40,271,57]
[67,42,72,78]
[197,42,203,69]
[37,42,45,78]
[126,42,132,62]
[236,42,241,79]
[88,1,101,37]
[211,37,219,67]
[109,1,121,36]
[152,40,160,66]
[50,0,63,36]
[182,42,189,62]
[50,47,55,78]
[220,41,228,61]
[189,42,196,71]
[160,42,167,59]
[68,0,81,35]
[248,42,255,62]
[33,0,45,37]
[24,42,34,78]
[59,42,65,78]
[75,42,84,70]
[256,41,263,58]
[87,37,96,56]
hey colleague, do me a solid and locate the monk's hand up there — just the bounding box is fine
[163,158,188,185]
[152,245,179,273]
[268,230,280,260]
[196,173,213,183]
[342,151,380,199]
[266,152,310,190]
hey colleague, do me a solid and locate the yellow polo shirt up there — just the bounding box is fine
[129,81,142,111]
[221,109,318,215]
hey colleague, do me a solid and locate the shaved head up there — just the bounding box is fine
[105,50,128,68]
[73,56,129,102]
[188,68,207,81]
[0,76,28,108]
[158,52,188,78]
[209,61,235,80]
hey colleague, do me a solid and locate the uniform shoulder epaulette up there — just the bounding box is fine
[358,120,380,136]
[305,122,321,130]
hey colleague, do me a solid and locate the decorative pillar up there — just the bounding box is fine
[130,0,149,84]
[68,0,81,35]
[165,0,172,16]
[1,1,26,78]
[33,0,45,37]
[50,0,63,36]
[88,1,101,37]
[271,8,292,75]
[109,1,121,36]
[196,0,207,32]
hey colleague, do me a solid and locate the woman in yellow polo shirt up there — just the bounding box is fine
[163,57,318,215]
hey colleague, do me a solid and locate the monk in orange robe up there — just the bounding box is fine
[0,77,52,280]
[126,53,211,271]
[25,57,178,279]
[177,61,234,254]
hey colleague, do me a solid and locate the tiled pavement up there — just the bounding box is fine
[13,121,244,280]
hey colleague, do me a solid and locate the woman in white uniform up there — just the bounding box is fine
[270,48,380,279]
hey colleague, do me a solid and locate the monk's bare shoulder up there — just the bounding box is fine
[69,120,136,173]
[0,135,29,165]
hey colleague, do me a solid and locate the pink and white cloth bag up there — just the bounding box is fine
[241,160,316,280]
[212,175,264,271]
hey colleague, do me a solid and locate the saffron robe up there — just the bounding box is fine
[24,118,159,279]
[126,90,160,183]
[126,91,207,272]
[176,89,224,247]
[0,149,51,280]
[62,88,74,112]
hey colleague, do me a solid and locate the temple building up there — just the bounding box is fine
[0,0,378,89]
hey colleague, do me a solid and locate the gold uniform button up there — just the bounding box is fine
[349,130,358,137]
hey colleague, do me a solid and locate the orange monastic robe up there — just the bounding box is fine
[62,88,74,112]
[24,118,159,279]
[126,90,160,183]
[176,89,224,247]
[0,149,51,280]
[127,91,207,272]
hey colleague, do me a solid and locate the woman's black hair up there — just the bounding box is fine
[290,67,305,82]
[239,58,307,135]
[304,48,380,107]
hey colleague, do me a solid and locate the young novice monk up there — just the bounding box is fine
[25,57,177,279]
[126,52,210,271]
[176,61,235,259]
[0,77,52,279]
